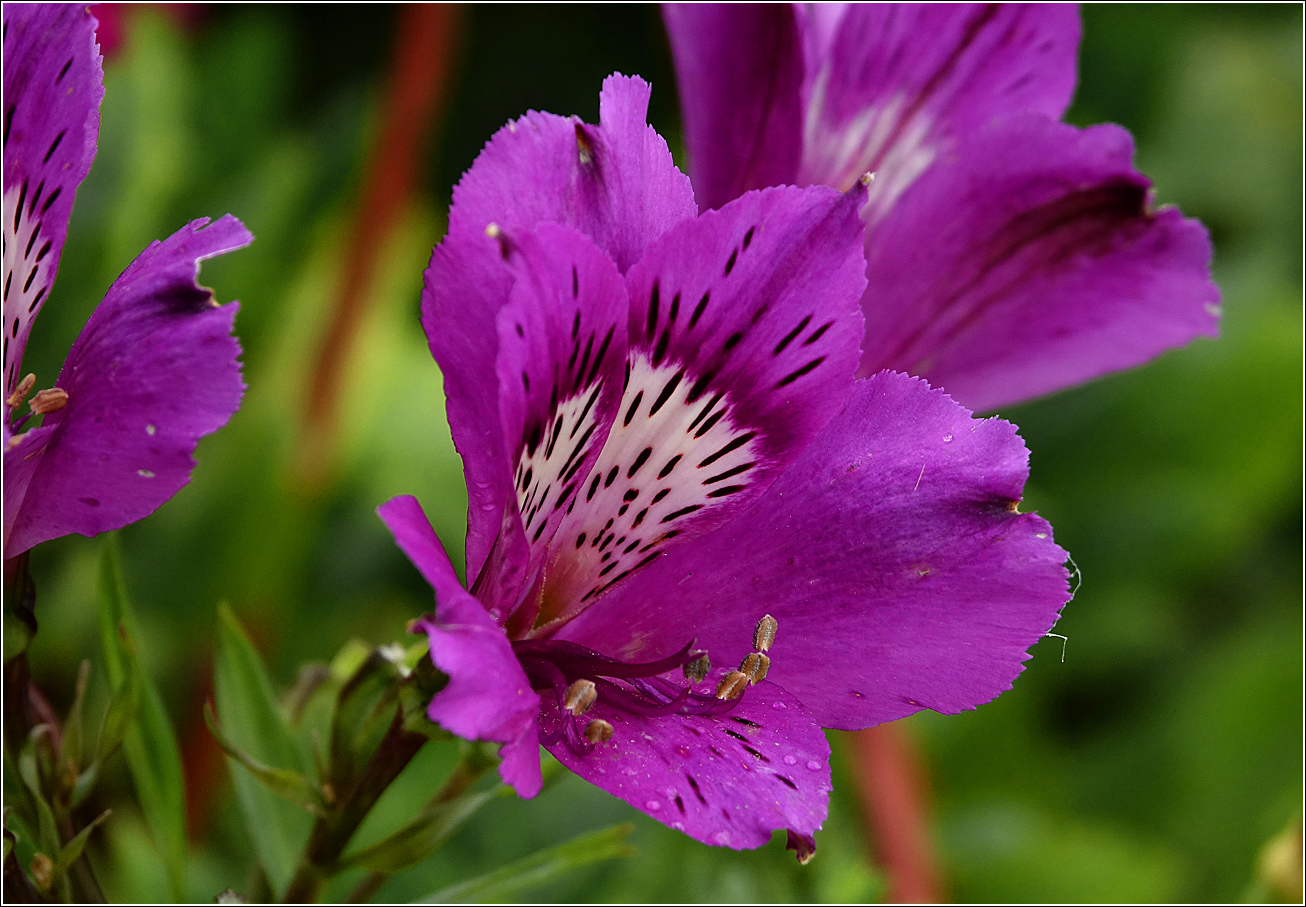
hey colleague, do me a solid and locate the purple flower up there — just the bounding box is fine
[664,3,1221,412]
[382,75,1069,856]
[3,4,251,558]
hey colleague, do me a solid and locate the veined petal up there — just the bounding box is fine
[563,371,1071,729]
[536,184,868,628]
[448,73,695,273]
[495,224,629,630]
[431,74,696,596]
[794,3,1080,222]
[378,495,543,797]
[662,4,804,212]
[423,230,525,606]
[546,673,830,851]
[858,115,1221,411]
[2,3,104,396]
[4,216,251,557]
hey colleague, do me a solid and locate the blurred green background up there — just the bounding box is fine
[14,3,1301,902]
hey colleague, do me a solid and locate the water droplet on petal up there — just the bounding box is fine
[942,433,953,442]
[783,755,797,766]
[772,701,787,710]
[714,831,731,845]
[488,608,501,621]
[145,423,156,436]
[645,800,661,811]
[806,760,821,771]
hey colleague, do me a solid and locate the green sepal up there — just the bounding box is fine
[328,649,405,796]
[398,653,450,742]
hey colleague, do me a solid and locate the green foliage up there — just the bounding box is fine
[417,823,635,903]
[212,604,315,897]
[96,538,188,901]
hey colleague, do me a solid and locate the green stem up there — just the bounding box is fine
[282,714,427,903]
[344,747,496,903]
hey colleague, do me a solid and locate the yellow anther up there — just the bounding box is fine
[583,718,614,744]
[715,670,749,701]
[683,652,711,684]
[563,679,598,716]
[29,387,68,415]
[740,652,770,685]
[6,373,35,407]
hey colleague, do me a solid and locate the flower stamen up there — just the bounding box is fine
[753,613,778,652]
[6,373,35,408]
[715,670,749,700]
[29,387,68,415]
[583,718,613,744]
[563,678,598,715]
[740,652,770,684]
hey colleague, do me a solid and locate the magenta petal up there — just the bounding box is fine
[547,675,830,850]
[422,230,526,607]
[378,495,543,797]
[535,184,868,624]
[494,224,629,621]
[663,4,804,212]
[2,3,104,394]
[4,216,251,557]
[563,371,1070,729]
[858,115,1221,411]
[449,73,695,273]
[432,73,696,597]
[794,3,1080,219]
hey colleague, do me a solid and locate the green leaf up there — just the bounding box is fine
[47,809,111,889]
[212,602,313,897]
[17,728,59,858]
[417,824,635,903]
[339,788,498,875]
[203,703,325,815]
[96,639,141,763]
[59,662,91,776]
[97,537,188,901]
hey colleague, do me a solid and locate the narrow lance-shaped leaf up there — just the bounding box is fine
[340,788,499,875]
[202,704,325,816]
[212,602,313,898]
[97,536,188,901]
[58,662,91,784]
[17,728,60,859]
[418,824,635,903]
[45,809,111,894]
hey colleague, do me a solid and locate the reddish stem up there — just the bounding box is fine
[296,4,461,489]
[845,723,946,903]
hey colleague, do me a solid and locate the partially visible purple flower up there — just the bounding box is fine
[664,3,1220,412]
[3,4,251,558]
[382,75,1070,856]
